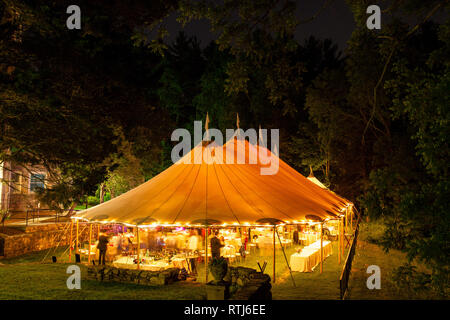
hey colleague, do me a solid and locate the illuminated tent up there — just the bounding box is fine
[74,137,349,227]
[307,169,328,190]
[306,166,350,205]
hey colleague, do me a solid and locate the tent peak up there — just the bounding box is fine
[308,165,314,178]
[205,113,210,140]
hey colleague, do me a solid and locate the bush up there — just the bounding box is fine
[358,219,386,244]
[87,196,100,206]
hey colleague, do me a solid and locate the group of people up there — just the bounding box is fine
[93,228,249,266]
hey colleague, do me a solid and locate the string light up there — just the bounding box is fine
[70,216,341,228]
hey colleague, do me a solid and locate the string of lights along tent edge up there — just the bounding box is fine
[72,116,354,228]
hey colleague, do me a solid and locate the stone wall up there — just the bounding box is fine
[86,265,180,285]
[0,222,97,258]
[225,267,272,300]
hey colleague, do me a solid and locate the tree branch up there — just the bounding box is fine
[362,1,447,145]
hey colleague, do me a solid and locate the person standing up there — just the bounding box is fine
[210,231,224,259]
[293,229,299,245]
[97,232,109,265]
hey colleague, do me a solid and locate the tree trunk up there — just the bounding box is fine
[66,202,77,217]
[100,183,105,203]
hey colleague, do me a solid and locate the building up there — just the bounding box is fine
[0,160,49,213]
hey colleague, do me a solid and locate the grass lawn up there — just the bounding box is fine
[270,241,346,300]
[0,247,207,300]
[3,220,436,300]
[0,240,347,300]
[0,263,207,300]
[346,220,443,300]
[195,241,348,300]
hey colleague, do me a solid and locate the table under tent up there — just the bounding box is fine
[71,133,355,285]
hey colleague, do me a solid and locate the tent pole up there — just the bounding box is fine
[273,226,276,284]
[275,229,296,287]
[136,226,140,270]
[338,219,341,264]
[205,227,208,283]
[345,208,348,232]
[341,218,344,258]
[350,206,353,233]
[88,223,92,264]
[69,220,73,263]
[97,224,100,241]
[76,220,79,254]
[320,222,323,274]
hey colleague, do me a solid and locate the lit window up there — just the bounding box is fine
[30,173,45,193]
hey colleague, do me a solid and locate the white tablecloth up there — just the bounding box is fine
[113,256,170,271]
[299,233,320,246]
[171,257,189,269]
[290,241,332,272]
[256,236,292,248]
[221,245,236,257]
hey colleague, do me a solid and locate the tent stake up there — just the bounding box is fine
[275,229,296,287]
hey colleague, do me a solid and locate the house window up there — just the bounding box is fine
[30,173,45,193]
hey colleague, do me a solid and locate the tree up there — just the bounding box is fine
[0,1,173,209]
[345,0,450,295]
[103,132,145,198]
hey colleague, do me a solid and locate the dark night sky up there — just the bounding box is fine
[165,0,356,51]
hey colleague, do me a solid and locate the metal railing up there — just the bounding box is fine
[339,214,361,300]
[26,209,61,226]
[4,209,77,226]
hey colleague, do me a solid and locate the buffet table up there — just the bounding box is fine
[113,256,170,271]
[112,252,193,271]
[290,240,332,272]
